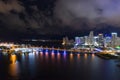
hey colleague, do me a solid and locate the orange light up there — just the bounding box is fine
[10,54,16,64]
[45,52,49,62]
[57,53,60,56]
[9,63,18,77]
[51,52,55,59]
[40,51,43,54]
[92,54,95,57]
[40,52,43,60]
[91,54,95,60]
[84,53,87,59]
[57,53,60,61]
[45,52,48,57]
[77,54,80,59]
[70,53,73,60]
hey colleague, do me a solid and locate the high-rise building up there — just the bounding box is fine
[105,36,111,47]
[84,36,89,45]
[111,32,118,47]
[75,37,80,45]
[62,37,69,45]
[116,37,120,46]
[98,34,104,46]
[80,37,84,44]
[88,31,94,45]
[73,31,120,48]
[93,36,99,46]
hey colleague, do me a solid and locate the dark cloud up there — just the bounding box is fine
[55,0,120,29]
[0,0,57,36]
[0,0,24,14]
[0,0,120,39]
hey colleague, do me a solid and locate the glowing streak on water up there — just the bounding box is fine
[9,62,19,77]
[77,54,80,59]
[51,52,55,58]
[84,53,88,59]
[91,53,95,60]
[40,52,43,60]
[70,53,73,61]
[9,54,19,77]
[57,53,61,62]
[63,50,66,59]
[45,52,49,61]
[40,51,43,54]
[63,50,66,54]
[10,54,17,64]
[52,50,54,53]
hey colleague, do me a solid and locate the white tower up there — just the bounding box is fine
[111,32,118,47]
[88,31,94,45]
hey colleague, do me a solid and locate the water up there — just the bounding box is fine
[0,51,120,80]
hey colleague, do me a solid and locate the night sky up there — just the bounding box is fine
[0,0,120,40]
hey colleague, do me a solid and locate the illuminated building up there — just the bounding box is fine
[111,33,118,47]
[80,37,84,44]
[98,34,104,47]
[104,36,111,47]
[88,31,94,45]
[93,36,99,46]
[73,31,120,49]
[75,37,80,45]
[84,36,89,45]
[74,37,84,48]
[62,37,69,45]
[116,37,120,46]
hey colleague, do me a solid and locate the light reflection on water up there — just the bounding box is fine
[70,53,73,61]
[84,53,88,60]
[1,50,120,80]
[57,53,60,60]
[91,53,95,60]
[51,52,55,59]
[10,54,17,64]
[40,52,43,60]
[77,54,80,60]
[9,54,19,77]
[63,51,67,59]
[45,52,49,61]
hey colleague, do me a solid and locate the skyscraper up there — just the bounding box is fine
[98,34,104,46]
[111,32,118,47]
[93,36,99,46]
[75,37,80,45]
[105,36,111,47]
[84,36,89,45]
[88,31,94,45]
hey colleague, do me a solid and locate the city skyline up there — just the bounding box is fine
[74,31,120,48]
[0,0,120,80]
[62,31,120,48]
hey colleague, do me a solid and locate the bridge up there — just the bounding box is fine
[13,46,97,54]
[0,43,116,55]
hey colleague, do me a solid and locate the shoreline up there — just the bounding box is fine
[95,53,119,60]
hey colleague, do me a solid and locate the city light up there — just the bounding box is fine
[70,53,73,60]
[10,54,17,64]
[84,53,88,59]
[77,54,80,59]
